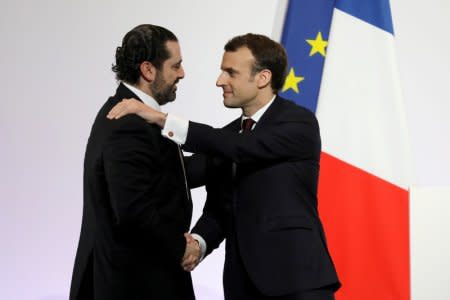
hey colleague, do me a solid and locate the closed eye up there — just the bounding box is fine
[224,68,237,77]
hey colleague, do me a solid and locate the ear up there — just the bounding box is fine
[140,61,156,82]
[256,69,272,89]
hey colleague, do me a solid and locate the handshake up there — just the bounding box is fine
[181,233,202,272]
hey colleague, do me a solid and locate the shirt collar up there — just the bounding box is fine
[122,81,161,112]
[242,95,276,123]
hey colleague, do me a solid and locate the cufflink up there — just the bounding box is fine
[168,131,174,137]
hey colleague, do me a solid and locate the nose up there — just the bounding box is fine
[216,71,226,87]
[178,65,185,79]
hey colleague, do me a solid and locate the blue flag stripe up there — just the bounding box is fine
[335,0,394,34]
[279,0,335,113]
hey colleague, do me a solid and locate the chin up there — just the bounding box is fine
[223,100,237,109]
[166,92,177,103]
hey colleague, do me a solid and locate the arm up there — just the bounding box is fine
[181,156,228,271]
[184,153,208,189]
[135,107,321,164]
[191,157,230,256]
[183,117,321,164]
[191,209,226,257]
[107,98,320,164]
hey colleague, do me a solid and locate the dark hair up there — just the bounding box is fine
[224,33,287,92]
[112,24,178,84]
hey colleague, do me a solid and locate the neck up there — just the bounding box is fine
[242,91,275,117]
[129,79,154,99]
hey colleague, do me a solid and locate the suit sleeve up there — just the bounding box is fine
[191,193,226,256]
[183,114,320,164]
[184,153,207,189]
[103,119,185,263]
[191,157,229,256]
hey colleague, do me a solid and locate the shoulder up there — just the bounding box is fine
[102,115,162,158]
[276,96,314,115]
[111,114,160,139]
[99,97,160,144]
[274,96,318,123]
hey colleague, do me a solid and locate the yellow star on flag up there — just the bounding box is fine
[282,67,304,93]
[306,32,328,57]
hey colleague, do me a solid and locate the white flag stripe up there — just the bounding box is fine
[317,8,412,189]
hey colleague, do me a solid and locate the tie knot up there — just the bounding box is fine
[241,118,255,132]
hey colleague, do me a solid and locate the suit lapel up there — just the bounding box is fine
[226,117,242,133]
[255,96,283,130]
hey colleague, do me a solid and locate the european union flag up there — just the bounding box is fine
[279,0,335,113]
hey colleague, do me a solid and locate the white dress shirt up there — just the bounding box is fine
[122,81,161,111]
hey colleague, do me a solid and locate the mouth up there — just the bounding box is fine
[222,90,233,97]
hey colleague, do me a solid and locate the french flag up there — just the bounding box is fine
[280,1,412,299]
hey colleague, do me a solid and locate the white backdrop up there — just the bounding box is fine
[0,0,449,299]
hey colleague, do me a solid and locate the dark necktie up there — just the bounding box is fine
[233,118,255,178]
[241,118,255,132]
[233,118,255,204]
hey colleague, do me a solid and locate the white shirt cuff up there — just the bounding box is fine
[190,233,207,261]
[161,113,189,145]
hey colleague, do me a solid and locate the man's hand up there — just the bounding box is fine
[107,98,167,128]
[181,233,201,272]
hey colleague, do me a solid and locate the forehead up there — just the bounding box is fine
[221,47,254,69]
[164,40,182,62]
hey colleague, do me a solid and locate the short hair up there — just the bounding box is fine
[112,24,178,84]
[224,33,287,92]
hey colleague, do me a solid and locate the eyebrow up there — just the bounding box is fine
[223,67,239,74]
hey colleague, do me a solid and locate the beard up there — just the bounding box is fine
[151,72,178,105]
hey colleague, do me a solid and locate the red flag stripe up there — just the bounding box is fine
[318,152,410,300]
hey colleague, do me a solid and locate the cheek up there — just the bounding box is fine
[236,83,253,96]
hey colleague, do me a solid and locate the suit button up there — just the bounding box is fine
[168,131,174,137]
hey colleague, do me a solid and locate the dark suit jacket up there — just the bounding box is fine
[70,83,194,300]
[188,96,340,296]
